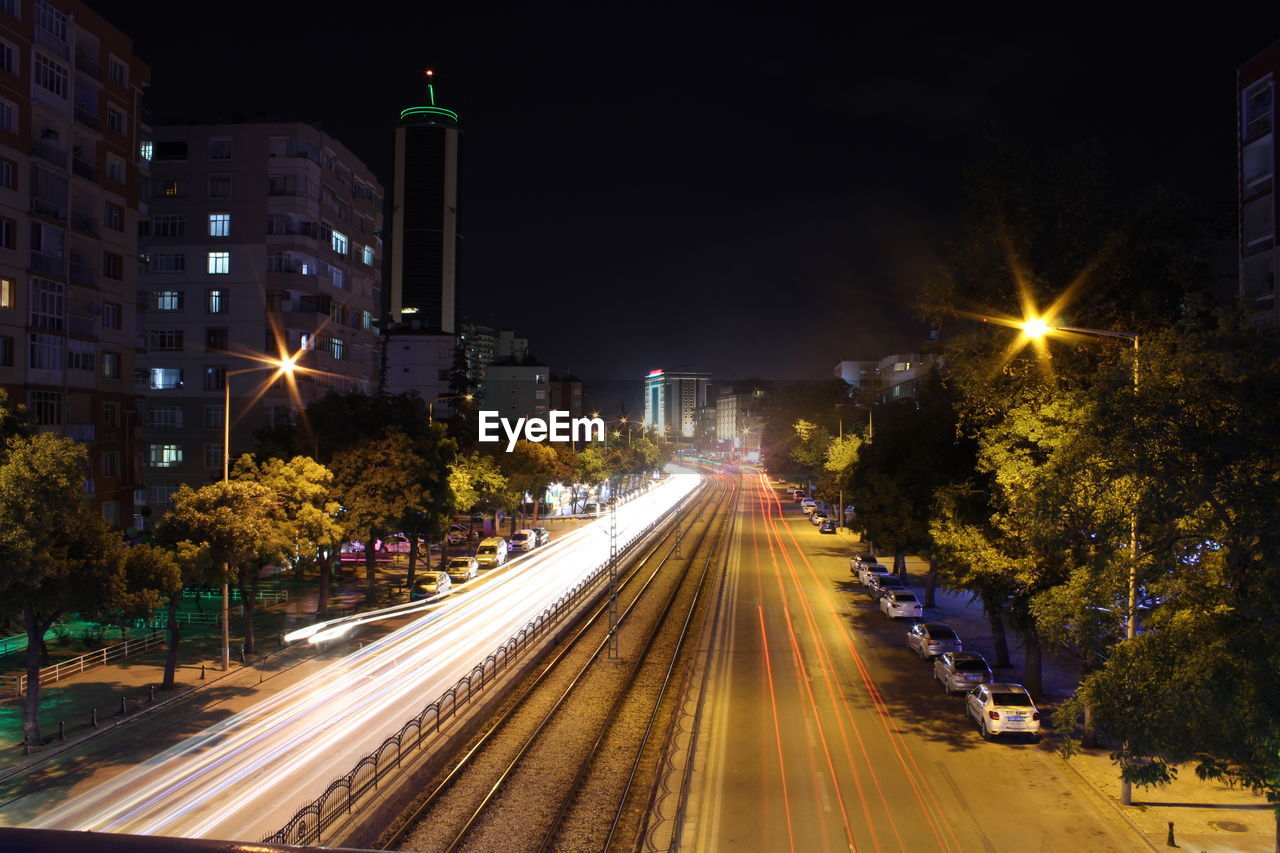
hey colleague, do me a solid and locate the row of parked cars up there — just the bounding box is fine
[791,490,838,533]
[409,527,552,601]
[848,552,1043,742]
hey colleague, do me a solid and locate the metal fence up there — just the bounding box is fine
[182,588,289,604]
[3,631,165,694]
[263,486,698,846]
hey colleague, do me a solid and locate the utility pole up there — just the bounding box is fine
[607,478,619,659]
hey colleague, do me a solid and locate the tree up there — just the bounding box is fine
[500,440,561,530]
[118,543,187,690]
[0,433,128,744]
[397,424,457,586]
[330,430,428,604]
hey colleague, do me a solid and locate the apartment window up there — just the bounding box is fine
[208,213,230,237]
[29,278,64,330]
[362,310,373,330]
[330,304,346,325]
[0,99,15,133]
[207,252,229,275]
[138,139,152,162]
[207,174,231,198]
[148,404,183,429]
[0,335,12,366]
[152,290,183,311]
[0,217,12,249]
[100,451,120,478]
[101,401,119,427]
[106,155,124,184]
[331,230,348,255]
[101,351,119,378]
[151,252,185,273]
[203,443,223,470]
[148,444,183,468]
[206,289,228,314]
[204,365,226,391]
[0,157,13,189]
[157,177,184,197]
[0,41,12,74]
[299,332,314,351]
[331,267,345,289]
[203,404,223,430]
[34,1,67,40]
[147,329,183,352]
[102,251,123,280]
[0,277,10,308]
[205,327,228,351]
[362,245,375,266]
[107,105,124,134]
[208,137,232,160]
[34,54,68,99]
[152,214,184,237]
[149,367,183,389]
[68,341,94,371]
[108,56,127,87]
[328,337,345,360]
[29,390,62,425]
[1245,80,1274,139]
[104,203,123,231]
[102,301,120,329]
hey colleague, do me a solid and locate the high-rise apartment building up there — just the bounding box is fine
[137,122,383,519]
[1240,40,1280,328]
[643,368,709,439]
[390,71,460,333]
[0,0,150,528]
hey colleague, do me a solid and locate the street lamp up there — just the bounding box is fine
[220,354,299,670]
[1022,316,1142,806]
[429,393,473,424]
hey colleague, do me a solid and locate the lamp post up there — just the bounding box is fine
[428,393,473,424]
[1022,318,1141,805]
[221,356,298,670]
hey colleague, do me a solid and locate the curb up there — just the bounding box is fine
[1051,746,1162,853]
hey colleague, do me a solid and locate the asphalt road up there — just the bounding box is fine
[680,471,1140,853]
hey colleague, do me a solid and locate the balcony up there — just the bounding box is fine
[70,208,98,235]
[31,140,67,169]
[74,106,100,131]
[71,156,97,182]
[68,315,95,337]
[35,27,69,60]
[31,196,67,222]
[30,250,65,277]
[69,261,97,287]
[75,50,102,81]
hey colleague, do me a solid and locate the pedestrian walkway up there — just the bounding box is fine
[869,545,1275,853]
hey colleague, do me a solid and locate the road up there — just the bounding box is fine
[9,474,700,842]
[680,470,1139,852]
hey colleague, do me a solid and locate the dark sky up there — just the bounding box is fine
[92,3,1273,395]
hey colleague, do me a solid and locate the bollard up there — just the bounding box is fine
[90,707,98,727]
[239,646,246,664]
[200,664,206,680]
[1166,821,1177,848]
[120,695,127,715]
[58,720,64,741]
[148,685,155,703]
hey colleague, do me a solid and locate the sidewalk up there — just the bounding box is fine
[876,544,1275,853]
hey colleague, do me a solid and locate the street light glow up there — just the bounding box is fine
[1022,317,1051,339]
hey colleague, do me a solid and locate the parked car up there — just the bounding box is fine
[533,527,550,546]
[475,537,508,568]
[819,519,837,534]
[933,652,993,694]
[382,534,427,555]
[868,574,907,601]
[444,556,479,583]
[410,571,452,600]
[446,524,471,545]
[791,488,806,502]
[810,511,828,526]
[850,553,879,571]
[880,591,923,619]
[800,498,816,514]
[907,623,963,659]
[509,529,537,553]
[965,683,1041,740]
[582,502,601,516]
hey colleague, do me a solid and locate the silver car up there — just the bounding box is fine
[867,573,906,601]
[933,651,993,694]
[849,553,879,572]
[857,563,892,586]
[906,622,962,659]
[965,683,1041,740]
[880,591,923,619]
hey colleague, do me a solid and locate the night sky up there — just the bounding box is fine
[93,3,1272,405]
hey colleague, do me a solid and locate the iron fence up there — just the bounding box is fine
[3,631,165,694]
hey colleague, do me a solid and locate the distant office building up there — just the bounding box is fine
[548,372,588,418]
[716,383,765,450]
[483,356,548,421]
[460,322,527,394]
[1239,42,1280,328]
[833,360,882,393]
[384,330,455,409]
[390,71,460,333]
[0,1,150,528]
[875,353,933,402]
[643,368,709,439]
[137,122,383,520]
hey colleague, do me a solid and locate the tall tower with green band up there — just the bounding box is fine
[390,69,461,332]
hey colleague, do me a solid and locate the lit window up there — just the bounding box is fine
[139,140,152,162]
[362,245,375,265]
[299,332,314,351]
[331,267,345,289]
[331,230,348,255]
[157,177,184,196]
[148,444,184,468]
[149,368,183,389]
[208,213,230,237]
[207,252,229,274]
[206,289,228,314]
[362,310,373,330]
[0,277,10,308]
[153,290,183,311]
[329,338,345,360]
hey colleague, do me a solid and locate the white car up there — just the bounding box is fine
[879,591,923,619]
[859,566,893,588]
[965,683,1041,740]
[444,556,479,583]
[800,499,817,515]
[509,529,537,552]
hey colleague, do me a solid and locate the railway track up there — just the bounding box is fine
[380,471,738,852]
